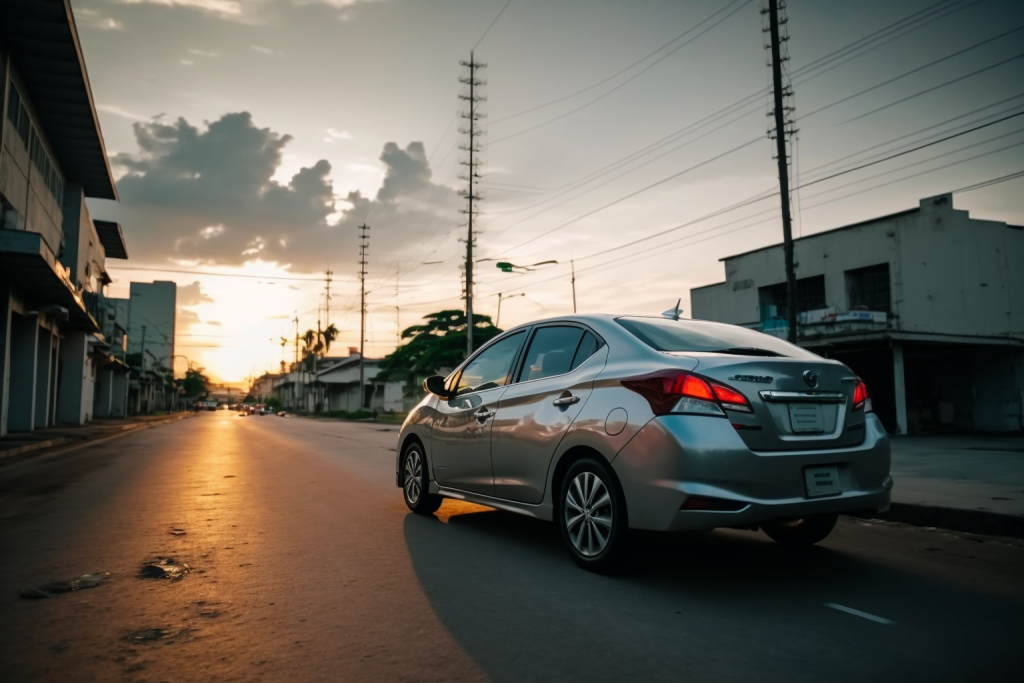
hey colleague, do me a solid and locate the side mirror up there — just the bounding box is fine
[423,375,450,398]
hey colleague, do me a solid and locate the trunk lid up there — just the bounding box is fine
[675,353,867,451]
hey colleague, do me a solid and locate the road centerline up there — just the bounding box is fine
[824,603,896,625]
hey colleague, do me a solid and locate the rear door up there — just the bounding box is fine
[490,325,607,503]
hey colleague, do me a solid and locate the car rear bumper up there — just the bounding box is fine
[611,412,892,532]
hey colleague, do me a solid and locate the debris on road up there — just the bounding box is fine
[169,528,187,536]
[139,558,192,580]
[124,627,195,645]
[19,572,110,599]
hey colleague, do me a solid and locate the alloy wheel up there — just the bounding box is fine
[404,449,422,505]
[564,471,614,557]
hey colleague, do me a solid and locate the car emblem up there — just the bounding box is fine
[728,374,773,384]
[803,370,818,388]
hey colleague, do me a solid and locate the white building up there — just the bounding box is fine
[691,194,1024,435]
[271,354,404,414]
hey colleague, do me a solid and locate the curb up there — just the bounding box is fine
[0,413,194,465]
[0,437,73,459]
[875,502,1024,540]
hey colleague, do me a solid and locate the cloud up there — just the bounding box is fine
[207,320,222,326]
[108,111,457,272]
[180,59,195,66]
[323,128,353,143]
[188,48,220,57]
[118,0,245,19]
[250,45,276,55]
[178,281,214,306]
[97,104,147,121]
[76,9,125,30]
[176,308,202,330]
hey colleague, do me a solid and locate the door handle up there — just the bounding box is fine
[552,395,580,407]
[474,408,496,421]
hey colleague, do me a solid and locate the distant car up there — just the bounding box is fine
[397,314,892,572]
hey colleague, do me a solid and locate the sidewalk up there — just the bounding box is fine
[883,433,1024,538]
[0,413,194,462]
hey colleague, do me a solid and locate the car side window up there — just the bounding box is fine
[570,331,601,371]
[455,331,525,396]
[519,326,585,382]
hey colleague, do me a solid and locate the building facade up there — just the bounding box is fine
[0,1,130,435]
[691,194,1024,435]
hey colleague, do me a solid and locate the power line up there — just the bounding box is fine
[843,51,1024,124]
[106,265,335,282]
[489,0,753,145]
[492,136,763,257]
[953,168,1024,192]
[477,1,1003,254]
[489,0,750,126]
[474,0,514,51]
[800,24,1024,119]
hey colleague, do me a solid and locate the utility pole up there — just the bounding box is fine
[324,269,333,328]
[765,0,798,343]
[459,51,486,358]
[358,223,369,410]
[293,313,300,410]
[571,259,577,314]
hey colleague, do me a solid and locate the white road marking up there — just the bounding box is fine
[824,603,896,625]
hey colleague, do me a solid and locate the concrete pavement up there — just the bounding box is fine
[0,413,1021,681]
[884,433,1024,537]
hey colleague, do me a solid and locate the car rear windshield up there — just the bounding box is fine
[616,317,819,359]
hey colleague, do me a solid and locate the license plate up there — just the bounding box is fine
[805,465,841,497]
[789,403,824,433]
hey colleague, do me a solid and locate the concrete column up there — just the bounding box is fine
[57,330,89,425]
[0,287,12,437]
[49,337,60,426]
[893,341,908,436]
[94,366,113,418]
[111,370,128,418]
[8,313,39,432]
[34,328,53,428]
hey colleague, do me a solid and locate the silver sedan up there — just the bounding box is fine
[397,314,892,572]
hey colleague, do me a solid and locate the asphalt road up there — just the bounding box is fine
[0,412,1022,682]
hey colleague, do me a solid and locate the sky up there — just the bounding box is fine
[74,0,1024,384]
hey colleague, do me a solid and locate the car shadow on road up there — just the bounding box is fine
[402,504,1022,683]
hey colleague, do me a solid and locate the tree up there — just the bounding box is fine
[176,367,211,399]
[377,309,502,384]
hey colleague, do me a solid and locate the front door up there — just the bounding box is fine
[491,326,608,503]
[431,331,526,496]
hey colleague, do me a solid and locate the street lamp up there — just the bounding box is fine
[493,259,558,273]
[494,259,577,313]
[496,292,525,328]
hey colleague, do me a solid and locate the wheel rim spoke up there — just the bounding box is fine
[565,470,614,557]
[404,451,422,504]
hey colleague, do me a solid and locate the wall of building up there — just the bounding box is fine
[0,61,65,258]
[691,195,1024,342]
[128,281,176,371]
[897,195,1024,339]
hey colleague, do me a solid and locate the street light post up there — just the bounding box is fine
[496,292,525,328]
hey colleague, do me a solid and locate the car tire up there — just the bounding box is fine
[401,442,442,515]
[558,457,628,573]
[762,513,839,546]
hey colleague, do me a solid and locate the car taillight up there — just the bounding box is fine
[621,370,752,416]
[853,379,870,411]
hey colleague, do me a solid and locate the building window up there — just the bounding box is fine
[846,263,891,312]
[27,125,64,206]
[6,83,30,142]
[758,275,826,320]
